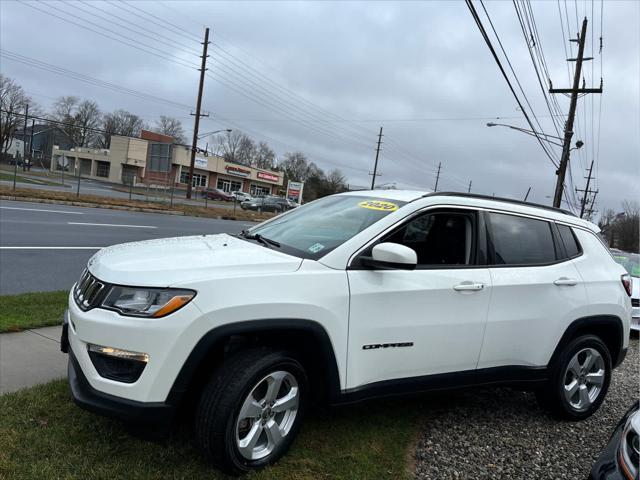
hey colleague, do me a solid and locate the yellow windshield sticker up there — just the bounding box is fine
[358,200,399,212]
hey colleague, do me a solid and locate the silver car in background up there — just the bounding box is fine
[612,250,640,331]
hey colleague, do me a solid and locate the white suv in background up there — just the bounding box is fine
[62,190,632,475]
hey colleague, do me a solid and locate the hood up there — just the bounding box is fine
[87,233,303,286]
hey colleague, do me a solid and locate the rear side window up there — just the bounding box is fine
[557,224,582,258]
[488,212,557,265]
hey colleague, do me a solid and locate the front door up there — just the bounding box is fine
[346,208,492,390]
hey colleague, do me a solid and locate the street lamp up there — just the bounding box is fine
[197,129,232,140]
[486,122,583,150]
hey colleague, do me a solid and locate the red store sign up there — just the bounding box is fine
[257,171,279,183]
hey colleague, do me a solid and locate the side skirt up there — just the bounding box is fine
[332,365,548,406]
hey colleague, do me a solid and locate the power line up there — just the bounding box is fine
[0,50,193,111]
[466,0,560,168]
[479,0,558,166]
[75,0,201,57]
[16,0,198,71]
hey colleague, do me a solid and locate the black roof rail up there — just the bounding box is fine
[422,192,577,217]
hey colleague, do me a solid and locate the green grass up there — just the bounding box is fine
[0,291,68,333]
[0,380,421,479]
[0,171,64,187]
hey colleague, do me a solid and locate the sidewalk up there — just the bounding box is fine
[0,325,67,394]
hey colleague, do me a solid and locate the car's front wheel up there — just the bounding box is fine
[194,348,307,474]
[535,334,611,420]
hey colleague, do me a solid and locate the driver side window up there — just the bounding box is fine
[383,210,476,267]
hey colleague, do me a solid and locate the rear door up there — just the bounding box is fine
[477,212,589,369]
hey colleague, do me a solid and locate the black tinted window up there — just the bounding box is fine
[557,224,581,258]
[384,212,475,266]
[488,213,556,265]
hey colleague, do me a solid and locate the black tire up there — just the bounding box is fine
[194,348,308,475]
[535,334,611,420]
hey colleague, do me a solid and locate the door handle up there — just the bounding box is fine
[553,278,578,286]
[453,282,485,292]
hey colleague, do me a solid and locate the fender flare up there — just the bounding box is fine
[548,315,626,368]
[165,319,342,406]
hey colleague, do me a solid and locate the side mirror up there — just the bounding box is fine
[360,242,417,270]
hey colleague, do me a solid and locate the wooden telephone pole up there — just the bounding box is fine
[186,27,210,200]
[370,127,383,189]
[576,159,597,218]
[550,18,602,208]
[433,162,441,192]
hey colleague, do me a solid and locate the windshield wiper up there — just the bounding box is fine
[240,230,281,249]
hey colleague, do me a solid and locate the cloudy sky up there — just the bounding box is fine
[1,0,638,215]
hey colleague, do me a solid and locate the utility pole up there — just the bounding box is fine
[434,162,441,192]
[550,18,602,208]
[467,180,472,193]
[186,27,210,200]
[370,126,383,189]
[585,189,598,219]
[21,104,29,172]
[28,118,35,171]
[577,159,595,218]
[524,186,531,202]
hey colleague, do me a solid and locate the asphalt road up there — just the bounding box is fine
[0,199,255,295]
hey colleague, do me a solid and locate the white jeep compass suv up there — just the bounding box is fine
[62,190,632,474]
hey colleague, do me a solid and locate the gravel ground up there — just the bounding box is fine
[414,336,639,480]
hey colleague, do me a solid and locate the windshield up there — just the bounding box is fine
[612,252,640,277]
[245,195,407,259]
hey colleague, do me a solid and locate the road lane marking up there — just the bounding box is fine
[67,222,157,229]
[0,246,102,250]
[0,206,83,215]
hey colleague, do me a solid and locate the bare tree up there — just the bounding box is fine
[280,151,320,182]
[0,74,31,158]
[75,100,101,147]
[98,110,145,148]
[255,141,276,170]
[236,134,256,166]
[216,130,243,163]
[325,168,347,193]
[50,96,101,147]
[155,115,186,143]
[599,202,640,253]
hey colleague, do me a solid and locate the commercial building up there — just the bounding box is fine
[50,130,283,195]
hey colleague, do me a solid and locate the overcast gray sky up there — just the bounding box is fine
[1,0,638,215]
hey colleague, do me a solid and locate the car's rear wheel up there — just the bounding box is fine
[194,349,307,474]
[535,334,611,420]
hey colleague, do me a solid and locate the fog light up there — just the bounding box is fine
[87,344,148,383]
[88,344,149,363]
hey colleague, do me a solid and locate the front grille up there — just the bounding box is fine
[73,269,109,311]
[633,298,639,308]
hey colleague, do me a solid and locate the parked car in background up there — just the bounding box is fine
[268,196,297,211]
[589,400,639,480]
[611,251,639,331]
[202,188,234,202]
[232,191,252,202]
[240,197,283,213]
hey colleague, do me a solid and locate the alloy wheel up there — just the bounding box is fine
[563,347,605,412]
[235,370,299,460]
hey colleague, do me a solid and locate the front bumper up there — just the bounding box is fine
[67,345,175,426]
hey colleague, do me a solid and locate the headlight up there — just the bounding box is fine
[619,408,639,480]
[101,286,195,318]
